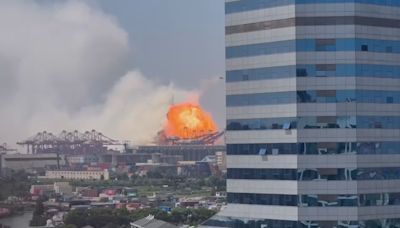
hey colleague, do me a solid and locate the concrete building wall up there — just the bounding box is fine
[44,169,109,180]
[1,153,65,171]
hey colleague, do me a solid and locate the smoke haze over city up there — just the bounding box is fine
[0,1,225,145]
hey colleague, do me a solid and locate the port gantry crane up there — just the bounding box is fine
[17,130,120,154]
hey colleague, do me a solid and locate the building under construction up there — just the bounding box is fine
[17,130,119,154]
[155,130,225,146]
[147,129,226,161]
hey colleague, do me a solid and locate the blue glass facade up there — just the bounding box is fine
[207,0,400,227]
[227,116,400,130]
[227,90,400,106]
[227,142,400,155]
[226,0,400,14]
[204,216,400,228]
[227,193,400,207]
[227,168,400,181]
[226,39,400,59]
[227,64,400,82]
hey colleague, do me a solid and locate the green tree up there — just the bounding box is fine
[116,173,129,181]
[130,208,161,221]
[147,169,163,178]
[102,223,120,228]
[66,208,130,228]
[56,225,77,228]
[189,208,217,225]
[0,170,33,201]
[29,215,47,227]
[64,209,88,228]
[63,207,216,227]
[168,208,190,224]
[33,199,45,216]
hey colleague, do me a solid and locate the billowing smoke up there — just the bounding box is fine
[0,1,195,145]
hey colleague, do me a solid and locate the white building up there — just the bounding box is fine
[215,151,226,171]
[53,182,73,196]
[44,169,109,180]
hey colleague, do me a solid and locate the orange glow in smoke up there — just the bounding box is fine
[164,103,217,139]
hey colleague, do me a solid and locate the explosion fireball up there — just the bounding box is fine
[164,103,217,139]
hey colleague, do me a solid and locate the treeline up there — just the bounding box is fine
[0,170,33,201]
[71,174,226,192]
[30,199,47,226]
[61,207,216,228]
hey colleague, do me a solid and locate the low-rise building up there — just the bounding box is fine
[215,151,226,172]
[126,203,142,212]
[130,215,177,228]
[54,182,73,197]
[76,187,99,198]
[67,155,99,165]
[43,169,109,180]
[30,184,54,196]
[1,153,65,171]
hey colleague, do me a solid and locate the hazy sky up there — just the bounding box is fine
[95,0,226,126]
[97,0,225,87]
[0,0,225,145]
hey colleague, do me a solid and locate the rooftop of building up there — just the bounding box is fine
[131,215,178,228]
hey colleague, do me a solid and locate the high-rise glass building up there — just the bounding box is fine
[203,0,400,227]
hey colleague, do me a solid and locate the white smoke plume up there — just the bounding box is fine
[0,1,194,146]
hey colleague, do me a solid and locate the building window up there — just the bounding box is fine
[283,123,291,130]
[259,148,267,156]
[296,68,308,77]
[387,97,394,103]
[361,45,368,51]
[315,39,336,51]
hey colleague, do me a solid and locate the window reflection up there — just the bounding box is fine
[227,168,400,181]
[204,215,400,228]
[226,64,400,82]
[227,193,400,207]
[226,0,400,14]
[227,90,400,106]
[227,142,400,155]
[226,38,400,59]
[227,116,400,131]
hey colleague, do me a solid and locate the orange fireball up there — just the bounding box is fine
[164,103,217,139]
